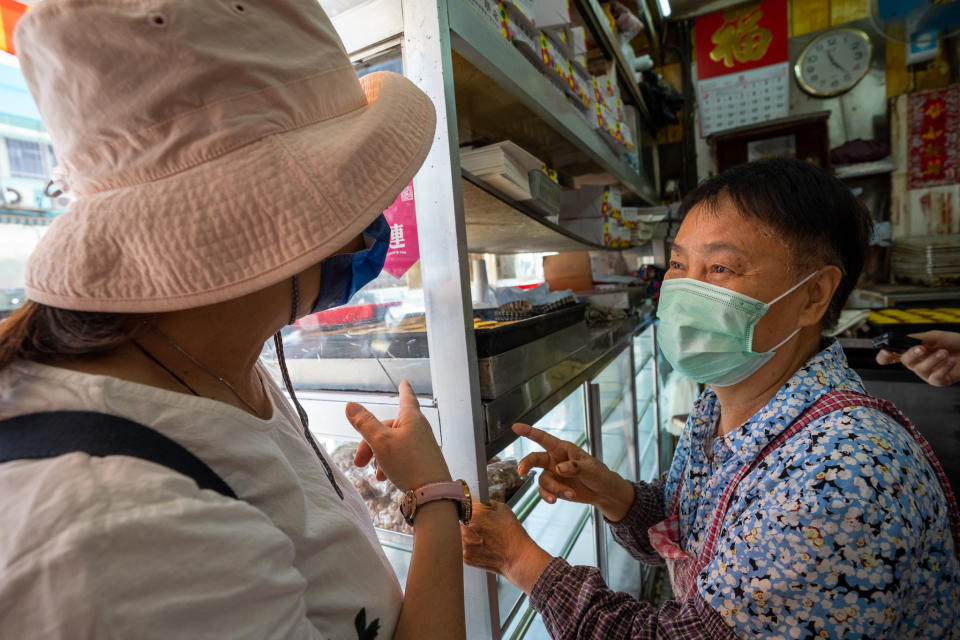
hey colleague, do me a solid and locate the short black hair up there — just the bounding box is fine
[677,158,871,331]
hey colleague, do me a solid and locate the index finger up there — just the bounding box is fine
[398,380,418,410]
[512,423,570,455]
[875,349,899,366]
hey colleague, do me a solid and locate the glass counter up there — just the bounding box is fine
[495,388,589,631]
[593,346,632,422]
[633,324,654,375]
[502,508,596,639]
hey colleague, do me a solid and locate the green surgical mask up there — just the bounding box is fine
[656,272,818,387]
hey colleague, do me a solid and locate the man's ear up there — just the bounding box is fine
[798,266,843,328]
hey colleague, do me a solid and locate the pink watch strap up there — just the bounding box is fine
[400,480,471,525]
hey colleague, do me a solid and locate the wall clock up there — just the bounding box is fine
[794,28,872,98]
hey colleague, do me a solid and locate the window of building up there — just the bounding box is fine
[5,138,46,179]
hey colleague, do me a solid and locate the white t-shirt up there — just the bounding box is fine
[0,360,402,639]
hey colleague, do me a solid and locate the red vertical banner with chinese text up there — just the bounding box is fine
[0,0,29,55]
[694,0,789,137]
[908,86,959,189]
[382,182,420,279]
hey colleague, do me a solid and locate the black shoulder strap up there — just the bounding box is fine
[0,411,237,499]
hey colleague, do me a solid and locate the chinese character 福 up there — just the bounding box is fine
[710,7,773,68]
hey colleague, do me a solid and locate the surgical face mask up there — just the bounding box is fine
[656,271,818,387]
[311,214,391,313]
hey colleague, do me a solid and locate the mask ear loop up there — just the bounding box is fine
[761,269,822,353]
[273,274,344,499]
[766,269,820,306]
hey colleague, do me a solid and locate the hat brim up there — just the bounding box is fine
[24,71,437,313]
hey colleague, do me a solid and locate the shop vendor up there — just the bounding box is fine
[462,158,960,639]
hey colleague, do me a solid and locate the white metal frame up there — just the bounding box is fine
[319,2,664,637]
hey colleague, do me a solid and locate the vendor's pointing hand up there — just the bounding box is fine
[346,380,451,492]
[514,423,635,522]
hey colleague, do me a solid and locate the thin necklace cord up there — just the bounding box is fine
[133,341,200,397]
[274,330,344,499]
[149,325,265,416]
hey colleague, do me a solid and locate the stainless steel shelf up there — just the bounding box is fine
[448,0,651,200]
[570,0,650,121]
[484,317,640,459]
[463,172,613,254]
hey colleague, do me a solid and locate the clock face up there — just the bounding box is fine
[794,28,872,98]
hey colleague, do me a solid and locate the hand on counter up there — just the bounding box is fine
[876,330,960,387]
[461,500,552,594]
[513,423,635,522]
[346,380,451,492]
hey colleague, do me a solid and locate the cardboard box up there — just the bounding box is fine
[534,0,571,28]
[592,69,621,111]
[557,215,627,247]
[560,185,621,220]
[539,30,573,93]
[543,251,593,292]
[468,0,501,30]
[498,2,539,60]
[570,26,587,66]
[559,184,621,220]
[568,59,592,108]
[502,0,534,23]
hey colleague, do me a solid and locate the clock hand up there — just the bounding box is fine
[826,51,846,73]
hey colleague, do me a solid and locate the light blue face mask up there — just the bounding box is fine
[311,214,391,313]
[656,271,818,387]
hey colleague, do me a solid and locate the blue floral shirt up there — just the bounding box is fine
[663,339,960,639]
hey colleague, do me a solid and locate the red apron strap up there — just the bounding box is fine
[694,389,960,570]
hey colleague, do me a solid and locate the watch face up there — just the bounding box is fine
[795,28,872,97]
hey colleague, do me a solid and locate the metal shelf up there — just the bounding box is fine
[448,0,651,200]
[462,171,612,254]
[485,318,639,460]
[570,0,649,121]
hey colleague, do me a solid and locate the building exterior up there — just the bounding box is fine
[0,50,62,314]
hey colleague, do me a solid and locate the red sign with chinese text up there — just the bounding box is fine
[382,182,420,279]
[909,86,959,189]
[695,0,788,81]
[0,0,30,55]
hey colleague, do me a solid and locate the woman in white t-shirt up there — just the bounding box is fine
[0,1,466,638]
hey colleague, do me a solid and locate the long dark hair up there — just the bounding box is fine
[0,300,144,370]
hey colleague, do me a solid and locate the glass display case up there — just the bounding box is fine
[634,324,660,483]
[495,388,589,634]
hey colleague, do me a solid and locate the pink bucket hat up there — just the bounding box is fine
[15,0,436,313]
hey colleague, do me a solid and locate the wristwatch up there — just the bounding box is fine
[400,479,472,526]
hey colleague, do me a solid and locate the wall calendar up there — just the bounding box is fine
[694,0,789,138]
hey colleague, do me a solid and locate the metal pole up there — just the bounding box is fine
[651,323,663,477]
[401,0,496,636]
[585,381,608,583]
